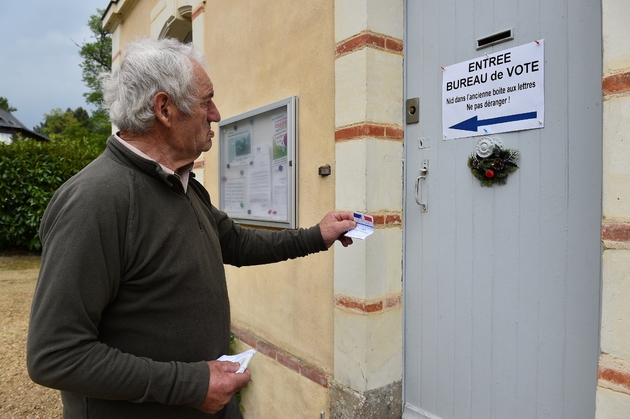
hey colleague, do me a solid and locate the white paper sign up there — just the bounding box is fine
[271,156,288,221]
[224,178,246,214]
[247,146,271,217]
[442,40,545,140]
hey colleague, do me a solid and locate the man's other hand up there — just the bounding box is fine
[319,211,357,248]
[198,360,251,414]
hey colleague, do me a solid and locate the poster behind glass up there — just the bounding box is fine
[218,97,297,229]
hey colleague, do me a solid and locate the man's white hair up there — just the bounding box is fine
[100,37,207,134]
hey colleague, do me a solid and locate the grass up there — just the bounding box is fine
[0,253,62,418]
[0,254,41,270]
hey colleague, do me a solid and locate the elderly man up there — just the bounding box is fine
[27,38,355,419]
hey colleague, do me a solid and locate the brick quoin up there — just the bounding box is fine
[385,213,402,225]
[191,4,204,20]
[367,212,402,226]
[385,38,404,53]
[373,215,385,225]
[335,123,404,142]
[385,294,402,309]
[334,293,403,313]
[599,366,630,392]
[336,31,403,57]
[335,295,383,313]
[385,125,404,139]
[336,33,384,56]
[111,50,122,63]
[603,71,630,96]
[601,222,630,242]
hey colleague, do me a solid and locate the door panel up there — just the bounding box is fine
[403,1,602,418]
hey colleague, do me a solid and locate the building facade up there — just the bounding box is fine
[102,1,630,417]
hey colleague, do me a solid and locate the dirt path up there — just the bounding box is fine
[0,255,62,418]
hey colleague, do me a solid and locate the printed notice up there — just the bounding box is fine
[271,157,288,221]
[224,178,246,214]
[271,112,288,221]
[442,40,545,140]
[344,212,374,240]
[247,146,271,217]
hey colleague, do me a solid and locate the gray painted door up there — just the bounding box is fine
[403,1,602,418]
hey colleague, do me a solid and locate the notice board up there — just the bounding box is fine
[218,97,297,229]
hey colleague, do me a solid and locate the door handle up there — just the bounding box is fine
[414,160,428,212]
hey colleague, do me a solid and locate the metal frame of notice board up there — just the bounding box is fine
[218,96,298,229]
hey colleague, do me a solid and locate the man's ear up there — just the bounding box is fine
[153,92,173,128]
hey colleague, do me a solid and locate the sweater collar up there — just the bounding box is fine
[105,135,194,191]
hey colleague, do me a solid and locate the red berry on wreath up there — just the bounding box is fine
[485,169,495,178]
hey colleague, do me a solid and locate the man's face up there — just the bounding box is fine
[170,64,221,162]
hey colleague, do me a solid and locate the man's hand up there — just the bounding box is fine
[319,211,357,248]
[198,361,251,414]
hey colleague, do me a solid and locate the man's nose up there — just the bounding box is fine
[208,102,221,122]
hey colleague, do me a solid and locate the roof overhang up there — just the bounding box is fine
[0,109,49,141]
[102,0,140,33]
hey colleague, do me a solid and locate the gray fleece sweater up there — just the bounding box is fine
[27,137,327,418]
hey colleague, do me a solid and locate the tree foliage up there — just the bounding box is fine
[0,96,17,113]
[76,10,112,111]
[32,9,113,142]
[34,107,110,142]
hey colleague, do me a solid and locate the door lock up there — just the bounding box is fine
[406,97,419,124]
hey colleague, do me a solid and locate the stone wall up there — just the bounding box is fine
[598,0,630,417]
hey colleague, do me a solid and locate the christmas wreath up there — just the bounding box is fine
[467,137,519,187]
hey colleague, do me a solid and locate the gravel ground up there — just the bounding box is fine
[0,254,63,418]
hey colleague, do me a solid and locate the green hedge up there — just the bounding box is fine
[0,136,106,251]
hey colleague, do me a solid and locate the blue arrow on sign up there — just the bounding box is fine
[449,111,538,132]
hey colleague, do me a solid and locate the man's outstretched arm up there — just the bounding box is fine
[318,211,357,248]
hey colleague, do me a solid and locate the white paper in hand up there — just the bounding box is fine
[344,212,374,240]
[217,349,256,373]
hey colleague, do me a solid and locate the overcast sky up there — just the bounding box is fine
[0,0,109,130]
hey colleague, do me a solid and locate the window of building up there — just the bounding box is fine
[159,6,193,43]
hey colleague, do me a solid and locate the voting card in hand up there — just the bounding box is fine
[344,212,374,240]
